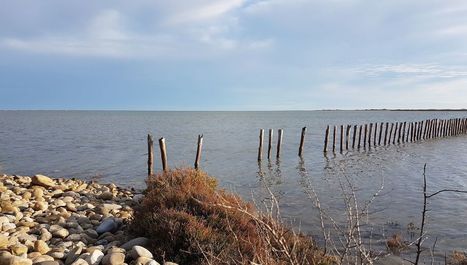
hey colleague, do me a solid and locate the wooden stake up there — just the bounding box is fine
[324,126,329,153]
[373,122,378,146]
[346,125,351,150]
[363,124,368,149]
[159,137,168,171]
[332,126,336,153]
[298,127,306,157]
[403,122,407,143]
[358,125,362,149]
[378,122,383,145]
[340,125,344,153]
[194,134,203,169]
[352,125,357,149]
[258,129,264,161]
[397,122,402,144]
[268,129,273,159]
[368,123,373,148]
[147,134,154,176]
[384,122,389,146]
[388,123,394,145]
[276,129,283,158]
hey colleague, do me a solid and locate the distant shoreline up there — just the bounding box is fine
[0,109,466,112]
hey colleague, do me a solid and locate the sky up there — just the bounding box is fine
[1,0,467,110]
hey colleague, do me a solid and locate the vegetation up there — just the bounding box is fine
[130,168,335,265]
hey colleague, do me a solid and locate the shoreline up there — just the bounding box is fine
[0,174,177,265]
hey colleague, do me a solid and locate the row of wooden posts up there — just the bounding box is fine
[148,117,467,174]
[147,134,204,175]
[323,117,467,153]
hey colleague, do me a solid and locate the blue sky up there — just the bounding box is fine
[1,0,467,110]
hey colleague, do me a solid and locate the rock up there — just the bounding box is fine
[32,255,54,263]
[163,263,178,265]
[120,238,149,251]
[31,175,55,188]
[0,254,33,265]
[65,246,82,265]
[32,188,44,199]
[85,250,104,265]
[70,258,88,265]
[66,234,81,241]
[96,219,118,234]
[0,234,8,248]
[33,202,48,211]
[34,240,50,255]
[133,257,152,265]
[129,246,153,259]
[98,192,114,200]
[146,260,160,265]
[39,229,52,242]
[132,195,144,203]
[101,253,124,265]
[34,261,60,265]
[50,225,69,239]
[10,243,29,255]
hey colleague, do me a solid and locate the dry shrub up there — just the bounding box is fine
[130,168,335,265]
[386,234,406,254]
[450,251,467,265]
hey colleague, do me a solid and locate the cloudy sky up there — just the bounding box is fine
[1,0,467,110]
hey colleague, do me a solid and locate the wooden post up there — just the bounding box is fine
[402,121,406,143]
[276,129,283,158]
[373,122,378,146]
[298,127,306,157]
[345,125,351,150]
[392,122,396,144]
[194,134,203,169]
[340,125,344,153]
[332,126,336,153]
[323,126,329,153]
[268,129,273,159]
[368,123,373,148]
[352,125,357,149]
[147,134,154,176]
[358,125,362,149]
[397,122,402,144]
[378,122,383,145]
[159,137,168,171]
[258,129,264,161]
[409,122,414,142]
[384,122,389,145]
[413,122,417,141]
[388,123,394,145]
[363,124,368,149]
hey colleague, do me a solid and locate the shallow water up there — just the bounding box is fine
[1,110,466,259]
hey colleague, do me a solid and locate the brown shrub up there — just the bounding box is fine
[129,168,335,265]
[386,234,406,254]
[450,251,467,265]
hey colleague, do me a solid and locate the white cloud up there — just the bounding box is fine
[352,64,467,79]
[167,0,245,24]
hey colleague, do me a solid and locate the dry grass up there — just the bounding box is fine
[450,251,467,265]
[129,168,335,265]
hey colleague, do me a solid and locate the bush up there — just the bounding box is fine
[130,168,335,265]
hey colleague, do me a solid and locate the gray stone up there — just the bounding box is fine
[65,246,83,265]
[96,219,118,234]
[120,238,149,251]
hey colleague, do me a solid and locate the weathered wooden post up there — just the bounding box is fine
[388,123,394,145]
[384,122,389,145]
[358,125,362,149]
[194,134,203,169]
[159,137,168,171]
[340,125,344,153]
[413,122,417,141]
[378,122,383,145]
[345,125,351,150]
[409,122,414,142]
[402,121,407,143]
[276,129,283,158]
[268,129,273,159]
[147,134,154,176]
[363,124,368,149]
[324,126,329,153]
[258,129,264,161]
[332,126,337,153]
[397,122,402,144]
[352,125,357,149]
[393,122,398,144]
[368,123,373,148]
[298,127,306,157]
[373,122,378,146]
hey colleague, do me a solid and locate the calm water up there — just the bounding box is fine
[1,110,467,258]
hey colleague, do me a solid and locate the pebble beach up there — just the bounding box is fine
[0,174,177,265]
